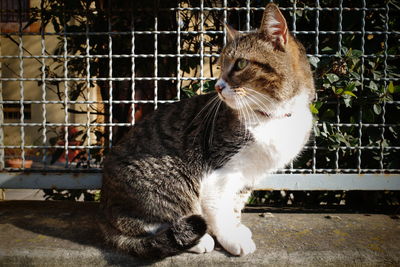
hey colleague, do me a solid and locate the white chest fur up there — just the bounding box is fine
[245,93,313,178]
[201,92,312,191]
[198,92,312,248]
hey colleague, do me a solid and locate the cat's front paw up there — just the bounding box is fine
[216,224,256,256]
[188,233,215,254]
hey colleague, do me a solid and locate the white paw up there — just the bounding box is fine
[216,224,256,256]
[188,233,215,254]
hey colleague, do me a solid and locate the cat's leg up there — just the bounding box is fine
[187,233,215,254]
[234,187,252,223]
[201,174,256,256]
[187,197,215,253]
[213,195,256,256]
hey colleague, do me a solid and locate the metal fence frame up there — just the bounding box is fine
[0,1,399,190]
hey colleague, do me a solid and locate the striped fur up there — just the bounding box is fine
[100,3,315,258]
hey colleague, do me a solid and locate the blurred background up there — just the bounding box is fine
[0,0,399,209]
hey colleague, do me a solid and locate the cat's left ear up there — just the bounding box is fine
[225,23,239,43]
[259,3,288,50]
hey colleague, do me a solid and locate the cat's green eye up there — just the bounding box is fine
[235,59,248,70]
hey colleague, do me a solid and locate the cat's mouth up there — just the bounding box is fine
[255,110,271,117]
[255,110,292,119]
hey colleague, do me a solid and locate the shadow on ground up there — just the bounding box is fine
[0,201,164,266]
[1,200,400,266]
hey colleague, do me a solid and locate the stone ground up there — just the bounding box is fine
[0,200,399,267]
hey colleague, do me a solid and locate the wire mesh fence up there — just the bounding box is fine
[0,0,399,177]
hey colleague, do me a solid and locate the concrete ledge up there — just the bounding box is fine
[0,201,399,266]
[2,173,400,190]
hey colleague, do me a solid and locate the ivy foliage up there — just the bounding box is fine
[19,0,399,203]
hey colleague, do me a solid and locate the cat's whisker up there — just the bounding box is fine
[200,97,220,129]
[234,96,248,138]
[237,98,251,141]
[232,88,273,121]
[245,94,274,116]
[242,96,262,126]
[199,95,221,118]
[248,100,268,124]
[234,95,244,121]
[203,96,221,138]
[241,87,278,106]
[243,92,277,116]
[235,95,253,140]
[186,95,220,132]
[251,94,278,115]
[208,100,223,148]
[190,95,221,146]
[242,87,278,108]
[231,86,277,115]
[235,96,247,125]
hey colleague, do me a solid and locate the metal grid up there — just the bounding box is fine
[0,0,399,179]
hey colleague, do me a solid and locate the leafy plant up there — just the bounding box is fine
[9,0,399,203]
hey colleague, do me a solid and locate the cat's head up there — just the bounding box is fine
[215,3,315,117]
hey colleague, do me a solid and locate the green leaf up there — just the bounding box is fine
[295,9,303,17]
[343,91,357,97]
[388,81,395,94]
[322,46,334,52]
[369,81,378,91]
[389,127,398,138]
[373,104,382,115]
[351,49,363,57]
[314,125,321,136]
[314,101,323,110]
[343,98,352,108]
[322,122,328,133]
[345,47,352,57]
[203,80,217,93]
[182,87,196,98]
[381,139,389,148]
[309,56,320,68]
[310,104,319,114]
[345,82,356,92]
[351,57,360,66]
[372,71,382,80]
[350,71,361,80]
[368,60,376,68]
[335,88,344,95]
[326,73,340,83]
[323,82,331,89]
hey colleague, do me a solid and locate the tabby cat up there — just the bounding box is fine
[100,3,315,258]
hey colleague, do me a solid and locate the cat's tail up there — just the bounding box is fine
[100,214,207,259]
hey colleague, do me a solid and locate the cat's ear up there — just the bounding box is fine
[225,23,239,43]
[259,3,288,50]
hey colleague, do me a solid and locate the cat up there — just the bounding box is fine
[100,3,315,259]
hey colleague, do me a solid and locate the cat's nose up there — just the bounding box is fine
[215,79,226,93]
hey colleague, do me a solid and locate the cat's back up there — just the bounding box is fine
[102,92,225,186]
[109,93,216,156]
